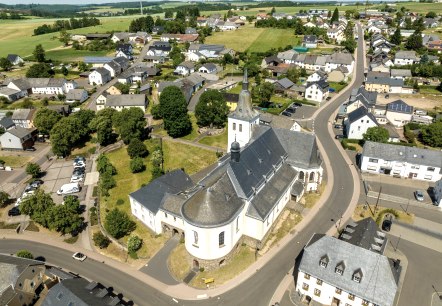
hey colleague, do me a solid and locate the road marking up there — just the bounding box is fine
[197,294,208,299]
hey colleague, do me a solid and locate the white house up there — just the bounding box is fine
[11,109,35,129]
[385,99,413,127]
[296,220,399,306]
[104,94,147,112]
[303,35,318,48]
[174,61,195,76]
[6,54,24,66]
[307,70,327,83]
[325,53,354,73]
[361,141,442,182]
[394,51,420,66]
[345,107,379,139]
[129,70,323,269]
[0,127,34,150]
[89,68,112,85]
[198,63,217,74]
[95,92,108,111]
[434,179,442,207]
[305,81,329,103]
[327,28,344,43]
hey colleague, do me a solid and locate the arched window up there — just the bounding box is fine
[299,171,305,180]
[193,231,198,245]
[309,172,315,182]
[219,231,225,247]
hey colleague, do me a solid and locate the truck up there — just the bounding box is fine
[57,183,80,195]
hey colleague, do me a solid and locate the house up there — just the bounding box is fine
[144,55,166,64]
[325,53,354,73]
[365,76,404,93]
[104,94,147,112]
[66,89,89,103]
[361,141,442,181]
[6,78,76,96]
[95,92,108,111]
[147,41,171,57]
[103,61,122,77]
[111,32,132,43]
[345,106,378,139]
[422,34,440,47]
[11,109,35,128]
[152,26,165,35]
[117,66,159,84]
[84,56,114,68]
[174,61,195,76]
[160,34,199,43]
[434,179,442,207]
[130,71,323,269]
[0,117,15,130]
[261,55,283,68]
[0,254,46,306]
[198,63,217,74]
[42,278,126,306]
[6,54,24,66]
[327,28,344,43]
[274,78,295,93]
[0,87,22,101]
[0,127,35,150]
[113,57,130,71]
[216,21,239,31]
[424,18,439,28]
[259,112,302,132]
[394,51,420,66]
[115,43,133,59]
[47,105,71,116]
[305,80,329,102]
[277,49,298,64]
[89,68,111,85]
[386,99,413,127]
[186,27,198,34]
[187,44,232,61]
[303,35,318,48]
[307,70,327,83]
[129,32,151,45]
[427,40,442,51]
[296,219,400,306]
[346,87,378,113]
[390,69,412,80]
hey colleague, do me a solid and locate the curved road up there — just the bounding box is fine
[0,26,365,306]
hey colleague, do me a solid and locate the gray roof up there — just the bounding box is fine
[42,278,123,306]
[339,218,387,254]
[387,99,413,114]
[105,94,146,107]
[291,180,304,196]
[130,169,194,214]
[276,77,295,89]
[95,67,111,77]
[0,87,20,97]
[366,76,403,87]
[326,52,354,65]
[390,69,412,78]
[299,234,399,306]
[66,89,87,100]
[362,141,442,168]
[12,108,34,121]
[84,57,113,64]
[5,127,34,139]
[347,106,378,125]
[0,117,14,129]
[306,80,329,92]
[201,63,217,71]
[6,54,20,63]
[395,50,419,60]
[303,35,317,43]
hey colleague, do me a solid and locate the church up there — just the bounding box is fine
[129,70,323,269]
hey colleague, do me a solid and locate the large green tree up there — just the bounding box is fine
[113,107,146,144]
[0,57,12,71]
[331,7,339,23]
[50,117,84,157]
[195,90,229,128]
[26,163,41,178]
[104,208,136,239]
[390,27,402,45]
[363,126,389,143]
[127,138,148,158]
[33,44,46,62]
[33,108,62,135]
[20,189,55,228]
[421,121,442,147]
[0,191,10,207]
[405,32,423,50]
[26,63,54,78]
[159,86,192,138]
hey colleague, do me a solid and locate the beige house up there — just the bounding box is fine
[106,85,122,95]
[95,92,108,111]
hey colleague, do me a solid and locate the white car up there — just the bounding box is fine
[72,252,87,261]
[73,161,86,168]
[70,176,84,183]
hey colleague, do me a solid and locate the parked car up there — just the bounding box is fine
[73,162,86,169]
[24,185,36,193]
[8,207,20,217]
[57,183,80,195]
[293,102,303,107]
[326,96,332,101]
[70,176,84,183]
[335,134,344,139]
[72,252,87,261]
[30,180,43,188]
[382,219,392,232]
[414,190,424,202]
[286,107,296,114]
[334,124,343,129]
[73,169,85,176]
[25,147,36,152]
[281,111,292,117]
[74,156,85,164]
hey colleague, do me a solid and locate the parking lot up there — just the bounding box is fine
[41,159,91,204]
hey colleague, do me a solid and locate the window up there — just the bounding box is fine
[335,288,342,294]
[304,273,311,280]
[316,279,323,285]
[353,275,361,283]
[427,167,435,172]
[302,283,309,290]
[239,124,242,132]
[319,255,329,268]
[335,262,345,275]
[314,288,321,296]
[57,292,63,300]
[233,122,236,131]
[236,216,240,233]
[164,212,168,218]
[193,231,198,246]
[219,231,225,247]
[353,269,363,283]
[348,294,355,301]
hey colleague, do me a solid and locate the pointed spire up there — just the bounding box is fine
[242,68,248,91]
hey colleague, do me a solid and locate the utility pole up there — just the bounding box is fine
[375,186,382,214]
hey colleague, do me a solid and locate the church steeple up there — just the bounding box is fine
[229,68,258,121]
[242,68,249,91]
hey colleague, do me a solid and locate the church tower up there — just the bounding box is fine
[227,69,260,152]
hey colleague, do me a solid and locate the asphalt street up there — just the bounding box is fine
[0,25,366,306]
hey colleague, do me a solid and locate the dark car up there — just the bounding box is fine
[8,207,21,217]
[286,107,296,114]
[382,219,392,232]
[30,179,43,188]
[281,111,292,117]
[24,185,36,193]
[74,156,85,163]
[384,94,390,99]
[293,102,303,107]
[25,147,36,152]
[326,96,332,101]
[334,124,343,129]
[335,134,344,139]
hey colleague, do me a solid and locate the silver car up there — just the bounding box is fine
[414,190,424,202]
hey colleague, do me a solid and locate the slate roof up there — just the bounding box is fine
[84,57,113,64]
[362,141,442,168]
[306,80,329,92]
[12,108,34,121]
[387,99,413,114]
[303,35,317,43]
[178,61,195,69]
[6,127,34,139]
[105,94,146,107]
[0,87,21,97]
[276,77,295,89]
[116,44,132,54]
[200,63,217,71]
[291,180,304,196]
[6,54,20,63]
[228,70,259,121]
[94,67,111,77]
[0,117,14,129]
[66,89,87,101]
[299,234,399,306]
[395,50,419,60]
[326,52,354,65]
[105,61,121,72]
[366,76,403,87]
[130,169,194,214]
[339,218,387,254]
[390,69,412,78]
[347,106,378,125]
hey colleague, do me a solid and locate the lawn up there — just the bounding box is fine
[167,242,191,281]
[419,85,442,95]
[266,95,292,115]
[205,24,264,52]
[0,155,33,168]
[248,30,301,53]
[329,82,348,93]
[227,84,243,94]
[198,129,228,149]
[353,205,414,225]
[45,48,112,62]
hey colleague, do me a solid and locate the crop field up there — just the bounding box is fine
[248,29,300,52]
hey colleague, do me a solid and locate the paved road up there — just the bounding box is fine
[0,26,365,306]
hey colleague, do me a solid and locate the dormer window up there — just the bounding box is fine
[335,261,345,275]
[319,255,329,268]
[352,269,363,283]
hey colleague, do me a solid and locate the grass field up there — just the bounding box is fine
[248,29,301,53]
[0,155,33,168]
[198,129,228,149]
[45,48,112,62]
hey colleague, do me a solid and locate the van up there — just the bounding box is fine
[57,183,80,195]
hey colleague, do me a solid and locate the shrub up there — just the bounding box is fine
[127,139,148,159]
[116,199,125,205]
[130,157,146,173]
[25,163,41,178]
[16,250,33,259]
[104,208,136,239]
[93,231,111,249]
[127,235,143,253]
[375,208,400,225]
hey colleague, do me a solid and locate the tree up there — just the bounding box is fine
[19,189,55,228]
[253,82,275,105]
[26,63,54,78]
[341,38,357,53]
[390,27,402,45]
[92,117,115,146]
[130,157,145,173]
[0,57,12,71]
[270,7,276,14]
[420,53,429,64]
[59,29,70,46]
[286,67,300,83]
[159,86,192,138]
[93,232,111,249]
[33,44,46,62]
[34,108,62,135]
[127,138,148,158]
[113,108,146,144]
[127,235,142,253]
[151,104,162,119]
[0,191,10,207]
[26,163,41,178]
[331,7,339,23]
[16,250,33,259]
[104,208,136,239]
[363,126,389,143]
[47,204,84,235]
[61,65,68,76]
[50,117,85,157]
[421,121,442,147]
[426,11,437,18]
[344,21,354,40]
[405,32,423,50]
[195,90,229,128]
